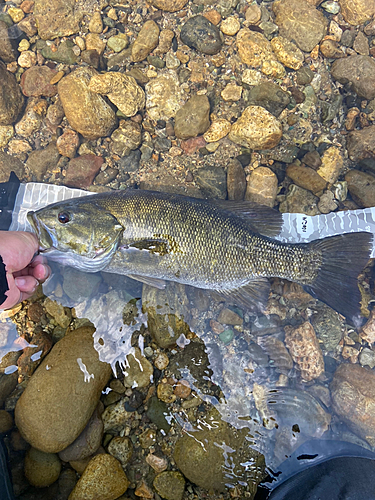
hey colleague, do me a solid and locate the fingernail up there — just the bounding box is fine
[15,278,26,287]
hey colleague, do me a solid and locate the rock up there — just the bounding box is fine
[203,118,231,143]
[18,15,38,37]
[154,29,175,55]
[102,400,131,433]
[221,83,242,101]
[318,191,338,214]
[145,71,184,121]
[107,34,128,53]
[20,66,57,97]
[236,29,275,69]
[132,20,160,62]
[153,471,185,500]
[316,146,343,184]
[180,16,223,55]
[195,166,227,199]
[312,304,343,352]
[346,125,375,162]
[24,448,61,488]
[245,166,278,207]
[15,97,44,137]
[272,0,328,52]
[17,49,36,68]
[118,149,141,173]
[227,158,246,201]
[111,120,142,156]
[360,309,375,345]
[270,36,304,70]
[123,348,153,389]
[42,40,78,65]
[0,62,24,125]
[68,454,129,500]
[353,31,369,55]
[143,282,191,348]
[345,169,375,208]
[359,348,375,369]
[148,0,188,11]
[174,95,210,140]
[220,17,241,36]
[34,0,82,40]
[331,55,375,100]
[244,82,290,117]
[229,106,282,150]
[331,364,375,446]
[88,72,145,117]
[0,410,12,433]
[0,125,14,148]
[339,0,375,25]
[146,397,171,433]
[107,436,133,467]
[296,66,314,85]
[58,67,117,140]
[56,129,79,158]
[88,11,103,34]
[285,322,324,381]
[320,39,345,58]
[286,164,326,194]
[64,154,104,189]
[279,184,320,215]
[218,308,243,326]
[26,142,60,182]
[59,404,103,462]
[15,326,112,453]
[0,151,25,182]
[174,408,265,492]
[0,21,18,63]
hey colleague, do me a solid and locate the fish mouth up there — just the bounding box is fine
[27,211,56,251]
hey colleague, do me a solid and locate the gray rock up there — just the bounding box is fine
[310,304,343,352]
[181,16,223,55]
[296,66,314,85]
[227,159,246,201]
[195,166,227,199]
[359,348,375,369]
[346,125,375,162]
[26,143,60,182]
[0,21,18,62]
[107,436,133,467]
[0,61,24,125]
[118,149,141,173]
[0,151,25,182]
[41,40,78,65]
[331,55,375,100]
[279,184,320,216]
[345,169,375,208]
[244,82,290,117]
[174,95,210,140]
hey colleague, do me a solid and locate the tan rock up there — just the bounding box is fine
[245,4,262,23]
[203,9,222,26]
[229,105,282,150]
[261,59,286,79]
[236,28,275,67]
[24,448,61,488]
[339,0,375,26]
[123,348,153,388]
[360,309,375,345]
[203,118,231,142]
[34,0,82,40]
[145,71,184,121]
[58,66,117,140]
[132,20,160,62]
[221,83,242,101]
[56,128,79,158]
[69,454,129,500]
[317,146,343,184]
[89,72,145,117]
[88,11,103,34]
[245,166,278,207]
[0,125,14,147]
[286,164,327,194]
[154,29,174,55]
[15,326,112,453]
[270,36,304,70]
[285,322,324,381]
[85,33,106,55]
[220,17,241,36]
[148,0,188,12]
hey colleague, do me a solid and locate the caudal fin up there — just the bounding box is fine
[304,232,373,323]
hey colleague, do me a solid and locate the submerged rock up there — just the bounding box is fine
[331,55,375,100]
[0,62,24,125]
[181,16,223,55]
[174,95,210,140]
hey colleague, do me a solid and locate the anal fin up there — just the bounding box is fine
[215,278,270,311]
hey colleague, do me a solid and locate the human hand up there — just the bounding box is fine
[0,231,51,310]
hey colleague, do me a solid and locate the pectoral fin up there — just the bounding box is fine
[127,274,166,289]
[215,278,270,311]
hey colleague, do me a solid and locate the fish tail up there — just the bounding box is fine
[303,232,373,323]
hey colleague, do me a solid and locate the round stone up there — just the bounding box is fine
[24,448,61,488]
[181,15,223,55]
[220,17,241,36]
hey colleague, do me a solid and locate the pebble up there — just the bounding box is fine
[56,129,79,158]
[203,9,222,26]
[245,166,278,207]
[359,348,375,369]
[7,7,25,23]
[0,124,15,148]
[123,348,153,388]
[165,51,180,69]
[89,72,145,117]
[279,184,320,215]
[220,16,240,36]
[244,81,290,117]
[0,410,13,433]
[146,453,168,473]
[321,0,340,14]
[107,436,133,467]
[218,308,243,326]
[102,400,131,433]
[331,364,375,446]
[64,154,103,189]
[229,105,282,150]
[270,36,304,70]
[221,83,242,102]
[153,471,185,500]
[85,33,106,55]
[320,39,344,59]
[111,120,142,156]
[203,119,231,143]
[107,34,128,53]
[174,94,210,140]
[316,146,343,184]
[353,31,369,56]
[272,0,328,52]
[242,68,262,86]
[0,62,24,125]
[148,0,188,12]
[132,20,160,62]
[345,169,375,208]
[245,4,262,23]
[20,65,57,97]
[318,191,338,213]
[15,326,112,453]
[69,454,129,500]
[227,158,246,201]
[286,164,326,194]
[340,0,375,25]
[24,448,61,488]
[135,480,154,499]
[236,29,275,69]
[58,67,116,140]
[154,353,169,370]
[174,380,191,399]
[180,15,223,55]
[145,71,184,121]
[88,11,103,34]
[26,142,60,182]
[331,55,375,100]
[154,29,174,55]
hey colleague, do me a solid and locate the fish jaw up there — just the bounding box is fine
[27,211,57,251]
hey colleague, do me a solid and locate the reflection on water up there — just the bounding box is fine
[2,255,375,498]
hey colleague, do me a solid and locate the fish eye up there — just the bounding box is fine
[57,212,71,224]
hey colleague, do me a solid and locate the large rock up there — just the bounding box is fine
[0,151,25,182]
[58,67,117,140]
[346,125,375,162]
[15,326,112,453]
[34,0,82,40]
[339,0,375,25]
[132,20,160,62]
[273,0,328,52]
[148,0,188,11]
[331,55,375,100]
[245,166,278,207]
[174,95,210,140]
[26,142,60,182]
[345,169,375,208]
[20,66,57,97]
[0,62,24,125]
[228,106,282,150]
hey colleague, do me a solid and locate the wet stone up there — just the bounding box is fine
[20,65,57,97]
[145,71,184,121]
[146,396,171,433]
[0,151,25,182]
[317,146,343,184]
[26,142,60,182]
[41,40,78,65]
[359,348,375,369]
[331,55,375,100]
[107,34,128,53]
[195,166,227,199]
[118,149,141,173]
[0,62,24,126]
[353,31,369,56]
[244,82,290,117]
[245,166,278,207]
[88,11,103,34]
[0,410,13,433]
[107,436,133,467]
[340,0,375,25]
[174,94,210,140]
[24,448,61,488]
[203,118,231,143]
[102,400,131,433]
[270,36,304,70]
[111,120,142,156]
[180,15,223,55]
[64,154,104,189]
[0,21,18,63]
[296,66,314,85]
[286,164,326,194]
[0,125,13,148]
[346,125,375,162]
[34,0,82,40]
[123,348,153,388]
[345,169,375,208]
[153,471,185,500]
[279,184,320,215]
[272,0,328,52]
[310,304,343,352]
[132,20,160,63]
[236,29,276,69]
[148,0,188,12]
[227,158,246,201]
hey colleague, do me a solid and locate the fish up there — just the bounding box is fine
[27,189,373,321]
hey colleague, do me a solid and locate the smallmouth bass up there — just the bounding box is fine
[27,189,373,321]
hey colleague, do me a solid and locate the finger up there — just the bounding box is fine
[0,232,39,273]
[32,263,51,282]
[14,276,39,293]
